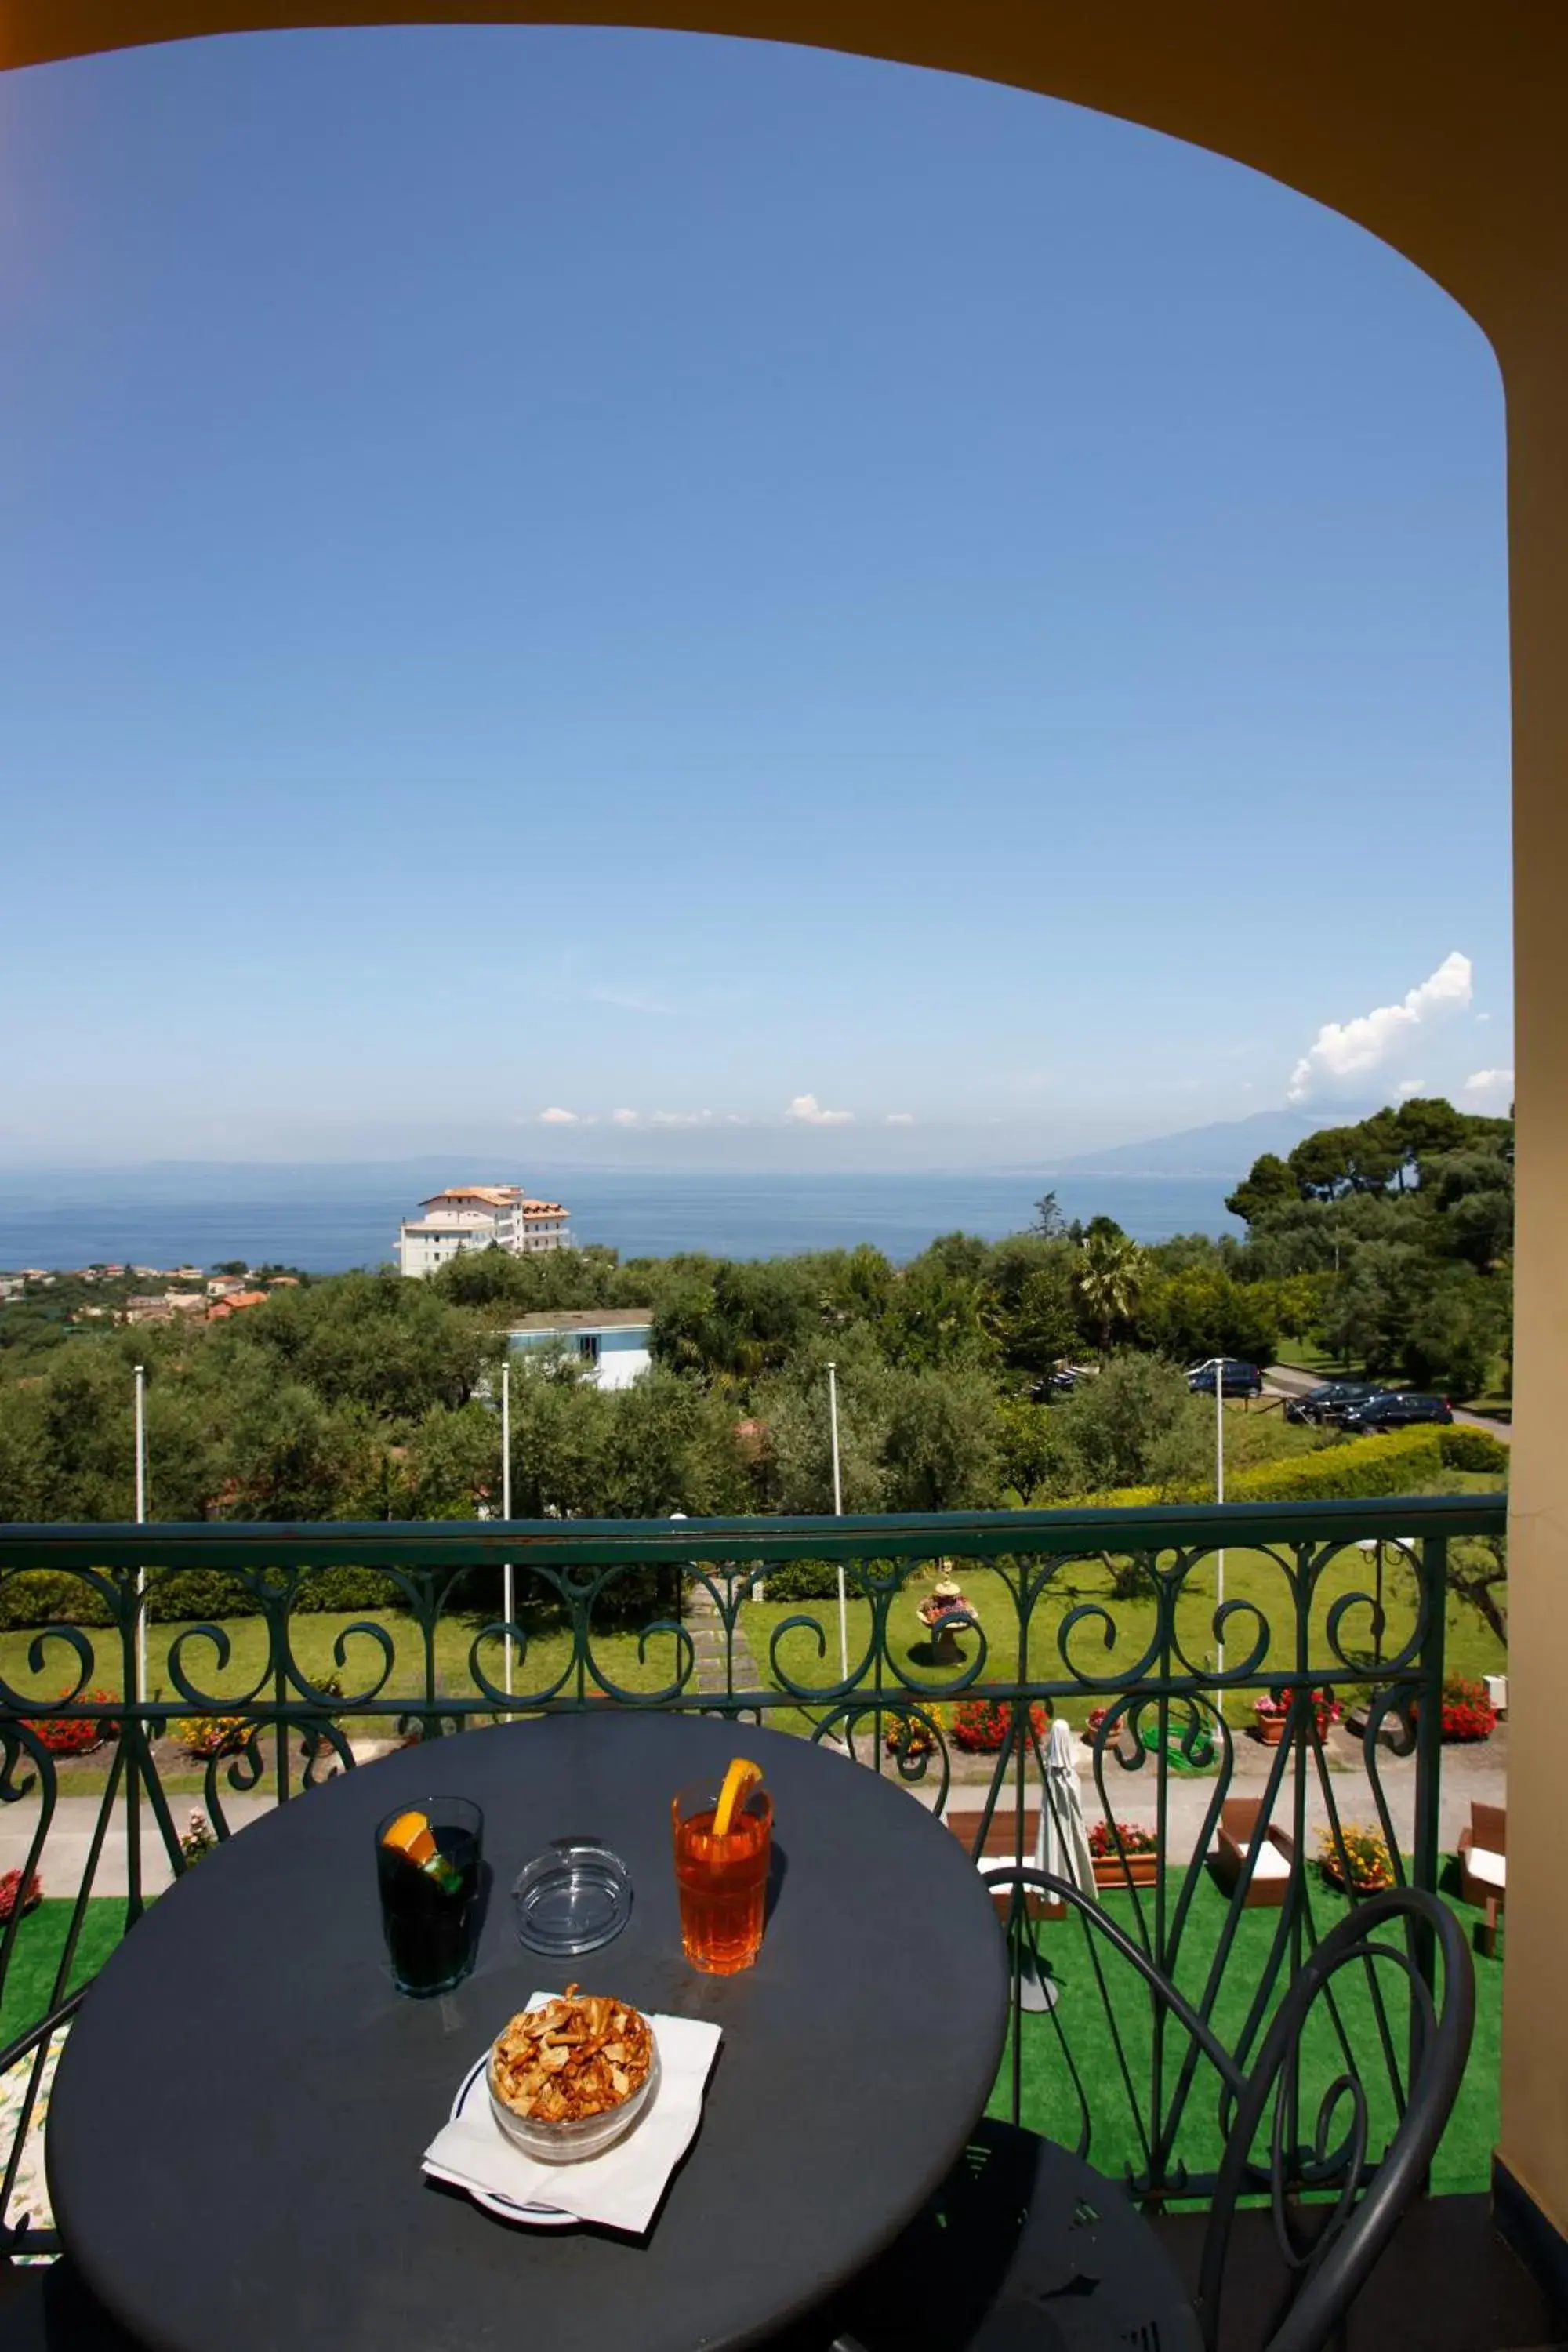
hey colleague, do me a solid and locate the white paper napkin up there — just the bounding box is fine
[423,1998,723,2236]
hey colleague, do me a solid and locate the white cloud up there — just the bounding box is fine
[884,1112,916,1126]
[650,1109,716,1127]
[539,1107,580,1124]
[611,1109,639,1125]
[1287,953,1473,1102]
[1396,1079,1427,1099]
[786,1093,854,1126]
[1464,1067,1515,1107]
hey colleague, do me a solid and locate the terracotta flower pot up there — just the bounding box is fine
[1255,1715,1287,1747]
[1091,1850,1160,1889]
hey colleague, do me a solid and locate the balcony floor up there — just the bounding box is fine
[1150,2194,1566,2352]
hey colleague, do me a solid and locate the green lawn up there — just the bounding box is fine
[993,1862,1501,2196]
[0,1605,688,1736]
[0,1900,129,2045]
[742,1546,1507,1730]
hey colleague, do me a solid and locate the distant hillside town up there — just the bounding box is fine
[0,1265,302,1327]
[397,1184,572,1279]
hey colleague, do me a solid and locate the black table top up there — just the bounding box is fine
[48,1715,1010,2352]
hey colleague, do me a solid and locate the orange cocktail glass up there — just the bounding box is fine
[672,1778,773,1974]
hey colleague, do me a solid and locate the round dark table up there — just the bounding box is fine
[48,1715,1010,2352]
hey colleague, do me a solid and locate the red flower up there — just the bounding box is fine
[1415,1678,1497,1744]
[949,1699,1048,1754]
[1088,1818,1159,1857]
[21,1690,118,1757]
[0,1870,42,1923]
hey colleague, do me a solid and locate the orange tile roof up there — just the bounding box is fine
[420,1185,520,1209]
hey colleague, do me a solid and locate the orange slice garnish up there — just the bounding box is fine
[381,1809,437,1867]
[712,1757,763,1839]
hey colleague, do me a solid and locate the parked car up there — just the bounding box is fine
[1334,1391,1454,1433]
[1284,1380,1385,1425]
[1186,1359,1265,1399]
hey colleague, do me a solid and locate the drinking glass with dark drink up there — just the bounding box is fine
[672,1761,771,1976]
[376,1798,484,1997]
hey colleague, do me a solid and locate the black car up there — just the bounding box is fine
[1335,1390,1454,1433]
[1284,1380,1385,1426]
[1186,1358,1265,1399]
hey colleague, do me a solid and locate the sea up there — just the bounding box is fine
[0,1171,1240,1276]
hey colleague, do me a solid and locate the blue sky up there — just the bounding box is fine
[0,28,1512,1168]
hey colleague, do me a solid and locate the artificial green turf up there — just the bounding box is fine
[0,1900,129,2046]
[0,1878,1502,2202]
[989,1862,1499,2196]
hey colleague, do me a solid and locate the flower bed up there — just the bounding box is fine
[949,1699,1049,1755]
[20,1690,118,1758]
[172,1715,253,1760]
[881,1711,941,1762]
[1439,1678,1497,1743]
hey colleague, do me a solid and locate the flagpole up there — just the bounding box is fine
[1214,1356,1225,1679]
[827,1360,848,1683]
[501,1356,514,1699]
[133,1363,148,1708]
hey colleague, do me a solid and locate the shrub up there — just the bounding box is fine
[0,1870,42,1923]
[949,1698,1047,1754]
[0,1573,114,1632]
[759,1560,861,1605]
[0,1563,442,1632]
[21,1689,118,1756]
[1439,1426,1510,1478]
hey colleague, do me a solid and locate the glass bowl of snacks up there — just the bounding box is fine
[488,1984,659,2163]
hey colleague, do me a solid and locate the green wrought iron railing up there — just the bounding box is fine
[0,1492,1508,2252]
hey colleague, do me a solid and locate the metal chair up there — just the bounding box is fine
[829,1870,1474,2352]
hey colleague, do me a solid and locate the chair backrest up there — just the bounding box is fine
[1472,1799,1507,1854]
[977,1869,1474,2352]
[1220,1795,1261,1840]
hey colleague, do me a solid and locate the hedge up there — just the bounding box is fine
[0,1559,684,1634]
[0,1564,419,1632]
[756,1561,869,1604]
[1227,1428,1445,1502]
[1438,1425,1510,1477]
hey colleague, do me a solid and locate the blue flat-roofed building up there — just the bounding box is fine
[506,1308,653,1390]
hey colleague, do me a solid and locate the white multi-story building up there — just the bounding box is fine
[397,1185,572,1279]
[506,1311,653,1390]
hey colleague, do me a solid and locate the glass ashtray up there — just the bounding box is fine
[513,1838,633,1957]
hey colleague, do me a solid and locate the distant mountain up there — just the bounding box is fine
[1048,1105,1377,1180]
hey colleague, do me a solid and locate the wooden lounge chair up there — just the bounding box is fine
[1212,1796,1296,1908]
[1458,1799,1507,1953]
[945,1809,1065,1921]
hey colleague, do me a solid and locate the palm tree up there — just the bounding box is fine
[1074,1231,1145,1363]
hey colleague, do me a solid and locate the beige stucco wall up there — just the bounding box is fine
[5,0,1566,2239]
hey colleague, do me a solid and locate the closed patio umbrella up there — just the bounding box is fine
[1007,1718,1096,2013]
[1035,1715,1096,1900]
